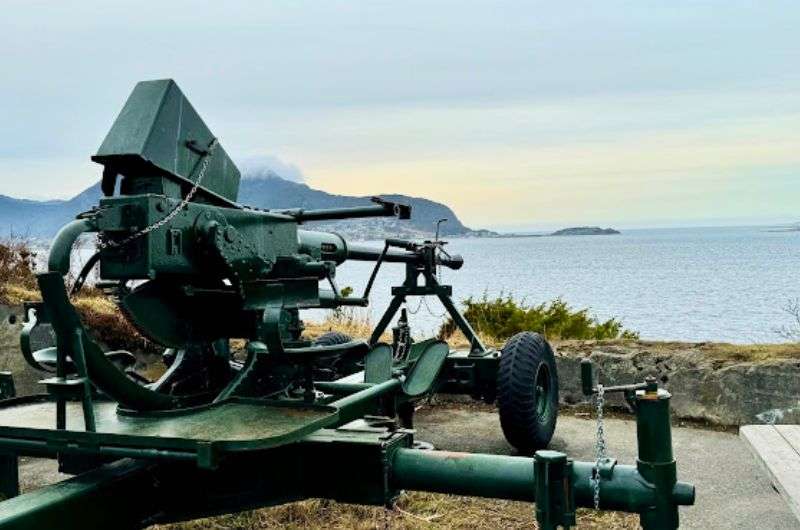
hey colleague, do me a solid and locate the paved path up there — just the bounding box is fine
[415,405,798,530]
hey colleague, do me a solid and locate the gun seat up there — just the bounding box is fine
[25,347,136,374]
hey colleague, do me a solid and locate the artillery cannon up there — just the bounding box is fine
[0,80,693,529]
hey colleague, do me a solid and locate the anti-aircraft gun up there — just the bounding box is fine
[0,80,694,529]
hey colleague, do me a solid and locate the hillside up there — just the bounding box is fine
[550,226,620,236]
[0,172,483,240]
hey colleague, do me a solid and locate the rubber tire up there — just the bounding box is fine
[497,332,559,453]
[313,332,353,347]
[313,332,357,380]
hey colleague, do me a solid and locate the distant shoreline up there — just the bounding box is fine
[460,226,621,239]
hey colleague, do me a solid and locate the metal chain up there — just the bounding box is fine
[592,383,607,510]
[97,138,219,249]
[421,296,447,319]
[405,298,425,315]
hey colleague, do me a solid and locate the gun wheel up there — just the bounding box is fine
[312,332,357,381]
[313,332,353,347]
[497,331,559,453]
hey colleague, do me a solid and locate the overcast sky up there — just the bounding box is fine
[0,1,798,229]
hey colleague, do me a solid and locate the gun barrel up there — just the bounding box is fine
[278,197,411,223]
[347,243,463,270]
[296,231,463,270]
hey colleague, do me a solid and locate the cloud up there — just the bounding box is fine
[236,155,306,183]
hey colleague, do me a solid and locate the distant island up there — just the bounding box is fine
[766,223,800,233]
[550,226,620,236]
[484,226,622,239]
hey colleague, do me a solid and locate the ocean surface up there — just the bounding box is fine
[313,226,800,344]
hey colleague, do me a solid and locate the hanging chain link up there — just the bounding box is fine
[405,297,425,315]
[592,383,607,510]
[97,138,219,249]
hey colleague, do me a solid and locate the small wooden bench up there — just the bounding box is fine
[740,424,800,521]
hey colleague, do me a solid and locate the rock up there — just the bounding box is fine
[555,341,800,426]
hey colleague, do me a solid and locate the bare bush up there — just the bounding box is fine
[0,235,37,290]
[776,298,800,342]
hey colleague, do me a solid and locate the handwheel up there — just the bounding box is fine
[496,331,559,453]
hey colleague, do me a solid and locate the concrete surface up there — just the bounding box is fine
[415,405,799,530]
[13,405,798,529]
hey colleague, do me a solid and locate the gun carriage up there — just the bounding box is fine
[0,80,693,529]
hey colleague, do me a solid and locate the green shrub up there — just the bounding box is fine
[440,294,639,341]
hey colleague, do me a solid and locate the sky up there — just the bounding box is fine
[0,1,798,230]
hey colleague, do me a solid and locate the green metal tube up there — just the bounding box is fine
[391,448,535,501]
[0,459,155,530]
[37,272,178,411]
[297,230,349,263]
[48,218,96,274]
[635,388,683,530]
[0,437,195,462]
[314,382,373,395]
[390,449,694,513]
[291,204,400,222]
[330,378,401,424]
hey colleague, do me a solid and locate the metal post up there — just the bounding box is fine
[635,388,682,530]
[369,294,405,345]
[0,453,19,500]
[70,330,96,432]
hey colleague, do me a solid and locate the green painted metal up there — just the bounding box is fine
[0,78,695,528]
[388,356,695,529]
[402,341,449,397]
[534,450,576,529]
[0,428,411,530]
[0,459,154,530]
[93,79,240,205]
[0,373,14,401]
[0,396,342,465]
[0,453,19,500]
[48,218,95,274]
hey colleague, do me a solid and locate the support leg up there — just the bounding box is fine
[370,295,405,345]
[397,401,414,428]
[0,453,19,500]
[436,290,487,355]
[69,330,96,432]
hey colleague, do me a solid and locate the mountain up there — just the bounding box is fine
[0,173,483,240]
[0,185,101,240]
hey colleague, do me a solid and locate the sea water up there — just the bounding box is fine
[322,226,800,344]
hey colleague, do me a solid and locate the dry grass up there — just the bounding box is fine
[153,491,638,530]
[0,239,155,354]
[304,309,389,343]
[555,338,800,364]
[71,287,157,353]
